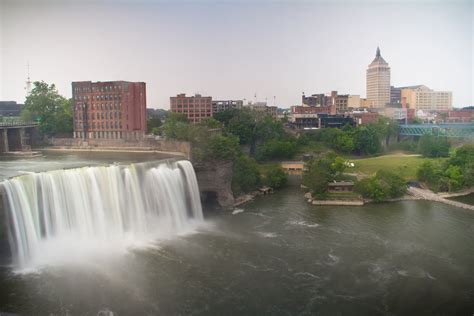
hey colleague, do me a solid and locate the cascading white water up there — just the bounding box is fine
[1,160,204,269]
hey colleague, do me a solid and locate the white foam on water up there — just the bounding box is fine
[288,220,320,228]
[257,232,278,238]
[232,208,245,215]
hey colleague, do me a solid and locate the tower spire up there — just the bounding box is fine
[376,46,381,58]
[25,61,32,95]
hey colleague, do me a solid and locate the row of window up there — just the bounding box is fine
[73,85,127,93]
[74,94,122,101]
[75,131,124,139]
[174,105,212,109]
[75,103,122,111]
[75,121,122,129]
[174,109,212,114]
[75,111,122,120]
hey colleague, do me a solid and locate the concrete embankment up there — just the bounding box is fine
[46,137,191,158]
[41,147,187,158]
[311,200,364,206]
[408,187,474,211]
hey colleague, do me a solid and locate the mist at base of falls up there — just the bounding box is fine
[1,160,204,271]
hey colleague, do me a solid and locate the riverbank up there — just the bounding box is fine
[233,188,275,207]
[437,187,474,199]
[408,187,474,211]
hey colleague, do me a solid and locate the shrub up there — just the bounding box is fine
[355,170,406,202]
[303,152,346,198]
[232,155,261,195]
[261,164,288,189]
[255,139,297,161]
[417,134,450,158]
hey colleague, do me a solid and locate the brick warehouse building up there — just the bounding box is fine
[72,81,147,140]
[170,93,212,123]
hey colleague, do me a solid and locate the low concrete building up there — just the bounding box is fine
[281,161,304,176]
[0,101,23,117]
[212,100,243,113]
[328,181,354,193]
[246,102,277,118]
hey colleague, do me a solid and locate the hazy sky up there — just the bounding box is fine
[1,0,473,109]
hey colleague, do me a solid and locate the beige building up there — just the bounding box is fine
[366,47,391,108]
[360,98,371,108]
[281,161,304,176]
[400,85,452,112]
[246,102,278,118]
[348,95,361,108]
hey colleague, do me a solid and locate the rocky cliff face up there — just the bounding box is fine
[0,195,11,261]
[193,161,234,210]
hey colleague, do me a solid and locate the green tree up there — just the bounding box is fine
[352,125,381,155]
[147,116,162,135]
[232,155,261,195]
[444,165,464,191]
[262,164,288,189]
[463,162,474,187]
[376,170,407,198]
[372,117,399,147]
[204,134,240,161]
[355,170,406,202]
[162,113,190,140]
[416,160,450,192]
[199,117,221,129]
[448,144,474,167]
[417,134,450,157]
[417,161,441,184]
[255,139,297,161]
[303,152,346,198]
[354,177,389,202]
[213,108,240,126]
[22,81,73,136]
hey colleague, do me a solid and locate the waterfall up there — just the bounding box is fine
[1,160,203,269]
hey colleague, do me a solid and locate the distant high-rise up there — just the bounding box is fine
[366,47,391,108]
[400,85,452,112]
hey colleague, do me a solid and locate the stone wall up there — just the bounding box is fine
[193,160,234,209]
[49,137,191,158]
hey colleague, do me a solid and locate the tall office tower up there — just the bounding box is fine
[366,47,391,108]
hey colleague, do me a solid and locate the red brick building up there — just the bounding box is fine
[72,81,146,140]
[291,104,335,115]
[350,111,380,125]
[170,93,212,123]
[446,109,474,123]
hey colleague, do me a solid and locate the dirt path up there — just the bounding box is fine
[408,187,474,211]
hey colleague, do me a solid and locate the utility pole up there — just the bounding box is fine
[24,62,32,96]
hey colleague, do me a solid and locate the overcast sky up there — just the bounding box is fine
[1,0,473,109]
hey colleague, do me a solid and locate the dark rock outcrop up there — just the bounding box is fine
[193,160,234,210]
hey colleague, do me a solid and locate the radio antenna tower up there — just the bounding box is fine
[25,62,32,95]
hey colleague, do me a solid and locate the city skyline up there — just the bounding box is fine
[1,0,473,108]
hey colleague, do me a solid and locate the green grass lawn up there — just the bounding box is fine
[349,154,442,181]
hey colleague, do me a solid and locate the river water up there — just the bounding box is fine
[0,154,473,315]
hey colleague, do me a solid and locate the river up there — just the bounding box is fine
[0,154,473,315]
